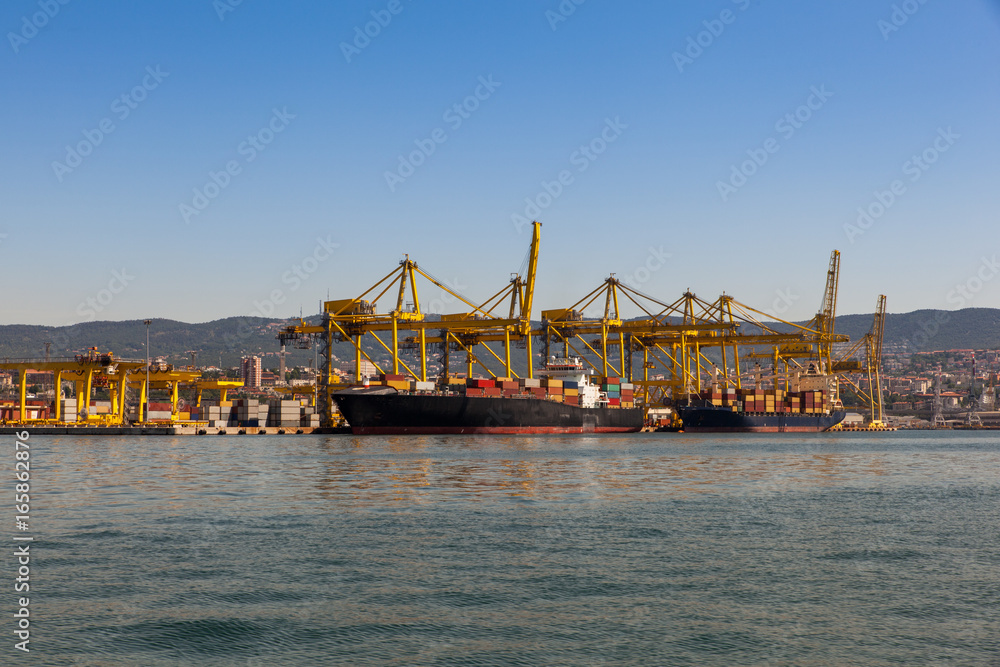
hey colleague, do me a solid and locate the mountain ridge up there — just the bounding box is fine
[2,308,998,370]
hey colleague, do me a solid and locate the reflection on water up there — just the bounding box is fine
[310,433,990,504]
[26,431,1000,665]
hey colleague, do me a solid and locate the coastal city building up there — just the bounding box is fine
[241,356,262,389]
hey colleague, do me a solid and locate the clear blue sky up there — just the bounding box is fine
[3,0,999,327]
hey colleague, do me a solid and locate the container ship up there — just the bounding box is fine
[678,385,846,433]
[333,358,644,435]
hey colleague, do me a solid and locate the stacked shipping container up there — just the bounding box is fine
[695,388,830,414]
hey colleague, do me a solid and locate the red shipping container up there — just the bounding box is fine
[500,381,518,390]
[465,388,485,397]
[608,398,620,406]
[483,387,502,396]
[467,379,496,388]
[530,388,546,397]
[546,387,563,395]
[564,396,579,405]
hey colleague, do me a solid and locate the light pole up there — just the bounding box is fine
[144,319,152,424]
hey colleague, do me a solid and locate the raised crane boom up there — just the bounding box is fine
[820,250,840,335]
[867,294,886,424]
[806,250,841,377]
[520,221,541,329]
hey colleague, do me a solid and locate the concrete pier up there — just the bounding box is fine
[0,426,351,436]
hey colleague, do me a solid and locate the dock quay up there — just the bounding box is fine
[0,426,351,436]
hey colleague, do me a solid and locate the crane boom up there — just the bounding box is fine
[820,250,840,336]
[868,294,886,424]
[520,221,541,331]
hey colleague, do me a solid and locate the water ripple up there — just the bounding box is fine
[24,431,1000,665]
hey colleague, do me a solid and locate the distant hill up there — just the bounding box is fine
[822,308,1000,353]
[2,308,998,372]
[0,317,310,369]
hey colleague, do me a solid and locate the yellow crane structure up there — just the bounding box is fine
[833,294,889,428]
[127,367,243,421]
[0,350,243,426]
[278,221,542,427]
[276,236,871,425]
[724,250,859,402]
[812,250,841,374]
[274,384,318,408]
[538,272,851,409]
[539,281,740,405]
[0,350,146,425]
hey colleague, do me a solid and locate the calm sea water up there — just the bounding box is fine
[12,431,1000,665]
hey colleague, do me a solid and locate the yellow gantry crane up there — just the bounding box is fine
[540,281,741,405]
[538,270,850,410]
[127,367,243,421]
[279,221,542,427]
[0,350,146,425]
[0,350,243,426]
[812,250,841,374]
[834,295,888,426]
[277,236,872,425]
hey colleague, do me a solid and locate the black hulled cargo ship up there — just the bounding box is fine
[333,358,643,435]
[677,370,847,433]
[678,405,846,433]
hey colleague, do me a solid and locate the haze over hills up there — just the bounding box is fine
[2,308,999,372]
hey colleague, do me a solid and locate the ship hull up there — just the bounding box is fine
[679,406,846,433]
[333,387,643,435]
